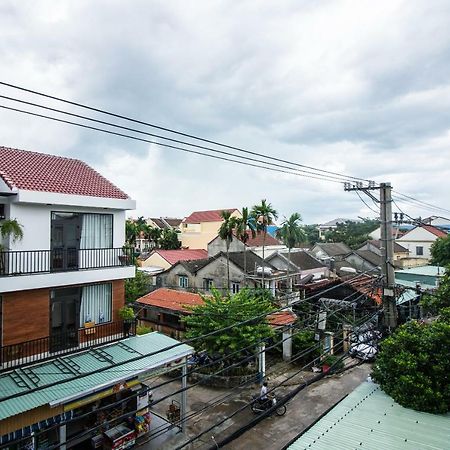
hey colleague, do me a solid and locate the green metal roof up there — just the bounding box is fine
[0,332,193,421]
[395,266,446,277]
[287,381,450,450]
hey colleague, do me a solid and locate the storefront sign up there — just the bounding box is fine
[63,379,140,412]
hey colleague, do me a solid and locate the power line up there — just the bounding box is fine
[354,190,379,215]
[0,94,357,184]
[392,191,450,215]
[0,81,373,183]
[0,104,346,185]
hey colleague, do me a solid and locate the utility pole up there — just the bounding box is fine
[344,181,397,329]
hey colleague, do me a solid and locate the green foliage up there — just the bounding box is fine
[324,218,379,249]
[430,235,450,266]
[125,270,152,303]
[421,267,450,315]
[184,288,275,358]
[251,199,278,234]
[276,213,306,249]
[372,318,450,414]
[301,224,319,246]
[0,218,24,249]
[234,207,256,245]
[118,305,135,321]
[137,325,152,335]
[292,330,320,365]
[159,228,181,250]
[125,219,138,246]
[322,354,345,370]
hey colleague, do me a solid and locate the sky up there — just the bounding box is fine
[1,0,450,224]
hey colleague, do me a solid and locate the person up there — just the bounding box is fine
[260,381,269,403]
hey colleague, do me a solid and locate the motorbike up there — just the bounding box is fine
[251,395,287,416]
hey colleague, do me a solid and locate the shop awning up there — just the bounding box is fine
[0,332,193,421]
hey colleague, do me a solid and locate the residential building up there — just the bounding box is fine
[140,248,208,271]
[180,208,242,249]
[317,218,354,240]
[265,250,329,282]
[157,250,286,296]
[421,215,450,231]
[0,146,136,366]
[396,225,448,259]
[286,380,449,450]
[208,230,284,258]
[357,239,409,261]
[395,265,446,291]
[310,242,352,264]
[134,217,182,252]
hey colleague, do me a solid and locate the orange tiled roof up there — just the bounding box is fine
[183,209,238,224]
[136,288,204,313]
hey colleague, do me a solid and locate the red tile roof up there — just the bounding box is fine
[183,209,239,224]
[244,230,280,247]
[420,225,448,238]
[346,275,382,305]
[152,249,208,265]
[267,310,297,327]
[136,288,204,313]
[0,146,129,199]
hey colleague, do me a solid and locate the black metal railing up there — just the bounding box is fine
[0,320,137,371]
[0,247,135,276]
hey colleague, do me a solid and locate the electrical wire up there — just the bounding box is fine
[0,81,374,184]
[392,191,450,215]
[355,190,379,215]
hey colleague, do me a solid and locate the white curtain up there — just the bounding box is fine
[80,214,112,249]
[79,283,112,326]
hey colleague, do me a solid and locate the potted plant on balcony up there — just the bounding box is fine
[119,245,134,265]
[119,305,136,336]
[0,218,24,274]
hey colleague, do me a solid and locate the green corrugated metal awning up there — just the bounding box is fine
[287,381,450,450]
[0,332,193,421]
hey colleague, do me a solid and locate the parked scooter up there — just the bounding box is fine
[251,395,287,416]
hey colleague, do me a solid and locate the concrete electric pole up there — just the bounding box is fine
[344,181,397,329]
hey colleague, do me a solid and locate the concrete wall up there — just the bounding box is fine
[208,235,245,256]
[141,252,171,270]
[396,227,441,259]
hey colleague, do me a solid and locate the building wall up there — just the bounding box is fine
[1,280,125,346]
[344,254,378,273]
[207,235,245,256]
[141,252,171,270]
[268,254,329,280]
[396,228,441,259]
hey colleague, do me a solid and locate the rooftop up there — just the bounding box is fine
[148,248,208,265]
[368,240,409,253]
[287,381,449,450]
[355,249,381,267]
[395,265,446,277]
[183,208,239,224]
[245,230,281,247]
[313,242,352,257]
[0,146,129,199]
[277,251,325,270]
[0,332,193,421]
[136,288,205,313]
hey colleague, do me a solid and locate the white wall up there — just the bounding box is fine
[397,227,440,259]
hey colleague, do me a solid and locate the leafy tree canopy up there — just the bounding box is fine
[430,235,450,266]
[302,224,320,246]
[324,218,379,249]
[184,288,275,358]
[372,315,450,414]
[159,228,181,250]
[125,269,152,303]
[421,266,450,315]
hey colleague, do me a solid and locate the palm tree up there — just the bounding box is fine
[251,200,278,289]
[235,207,256,285]
[218,210,237,291]
[276,213,306,293]
[147,226,162,249]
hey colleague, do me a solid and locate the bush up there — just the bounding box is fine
[322,354,345,371]
[292,330,320,365]
[137,325,152,335]
[372,317,450,414]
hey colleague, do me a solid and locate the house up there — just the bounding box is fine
[422,215,450,232]
[343,249,380,274]
[395,265,446,291]
[180,208,242,249]
[396,224,448,259]
[265,250,329,283]
[0,146,136,365]
[140,248,208,271]
[135,217,182,252]
[207,230,284,258]
[157,250,286,296]
[286,380,449,450]
[310,242,352,264]
[317,218,354,240]
[357,239,409,261]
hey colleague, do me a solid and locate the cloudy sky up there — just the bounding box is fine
[1,0,450,224]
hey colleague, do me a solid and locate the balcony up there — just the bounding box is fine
[0,320,137,372]
[0,247,135,277]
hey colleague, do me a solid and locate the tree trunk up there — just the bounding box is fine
[262,230,266,289]
[243,244,247,287]
[226,242,230,292]
[287,247,291,294]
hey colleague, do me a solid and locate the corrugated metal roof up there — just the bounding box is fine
[0,332,193,421]
[395,266,446,277]
[287,381,450,450]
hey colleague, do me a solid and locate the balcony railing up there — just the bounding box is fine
[0,247,135,277]
[0,320,137,371]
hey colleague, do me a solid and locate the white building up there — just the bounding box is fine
[396,225,448,259]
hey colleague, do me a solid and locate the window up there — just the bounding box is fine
[416,246,424,256]
[203,278,213,291]
[231,282,240,294]
[79,283,112,326]
[179,275,189,288]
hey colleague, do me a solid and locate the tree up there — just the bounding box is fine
[372,316,450,414]
[147,226,162,249]
[235,207,257,286]
[302,224,319,246]
[0,218,23,250]
[125,219,138,247]
[218,210,238,290]
[159,228,181,250]
[251,200,278,288]
[421,266,450,315]
[276,213,306,292]
[184,288,274,360]
[125,269,152,303]
[430,235,450,266]
[324,218,379,249]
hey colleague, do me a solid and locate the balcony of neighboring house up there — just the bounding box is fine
[0,319,137,372]
[0,211,135,293]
